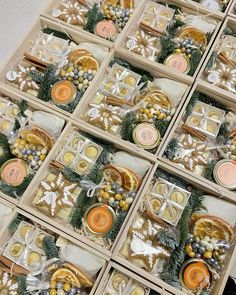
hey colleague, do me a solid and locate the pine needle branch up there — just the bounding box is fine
[17,275,27,295]
[189,49,202,76]
[121,112,137,142]
[158,36,175,63]
[43,27,74,43]
[105,211,127,242]
[164,138,179,160]
[155,120,170,137]
[0,174,33,198]
[42,236,59,260]
[9,214,28,232]
[85,4,104,33]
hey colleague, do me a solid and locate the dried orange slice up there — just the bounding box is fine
[31,127,54,150]
[68,49,92,63]
[51,268,81,288]
[116,166,140,191]
[76,55,99,70]
[103,165,123,186]
[62,263,93,287]
[192,214,234,242]
[179,27,207,47]
[26,133,47,147]
[183,261,210,290]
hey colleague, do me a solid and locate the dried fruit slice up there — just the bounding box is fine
[62,263,93,287]
[144,90,171,109]
[31,127,54,150]
[26,133,47,147]
[116,166,140,191]
[179,27,207,47]
[51,80,77,105]
[68,49,92,63]
[192,214,234,242]
[51,268,81,288]
[76,56,99,70]
[103,165,123,186]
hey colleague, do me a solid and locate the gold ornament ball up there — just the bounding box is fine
[114,193,123,201]
[63,283,71,292]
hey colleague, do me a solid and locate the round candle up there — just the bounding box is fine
[94,20,117,38]
[214,160,236,189]
[0,159,29,186]
[86,204,115,235]
[51,81,77,105]
[164,53,190,74]
[181,261,211,291]
[133,123,160,150]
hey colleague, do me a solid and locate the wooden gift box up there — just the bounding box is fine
[0,16,111,119]
[0,86,69,206]
[157,81,236,203]
[96,261,173,295]
[197,16,236,103]
[177,0,234,20]
[18,119,155,258]
[112,160,236,295]
[115,0,222,84]
[71,48,192,163]
[0,207,109,295]
[42,0,143,48]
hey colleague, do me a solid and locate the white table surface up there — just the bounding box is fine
[0,0,49,64]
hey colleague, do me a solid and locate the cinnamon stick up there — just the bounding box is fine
[218,52,236,68]
[143,210,169,228]
[50,159,64,170]
[0,255,29,275]
[106,96,134,107]
[139,22,165,37]
[24,52,47,69]
[182,124,207,141]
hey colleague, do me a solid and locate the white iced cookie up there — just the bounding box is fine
[111,151,152,178]
[148,78,187,107]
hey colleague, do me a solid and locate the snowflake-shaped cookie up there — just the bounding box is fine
[7,65,39,93]
[88,103,122,132]
[172,134,209,171]
[126,30,158,60]
[55,0,88,26]
[207,62,236,92]
[128,219,170,272]
[0,271,19,295]
[36,172,76,217]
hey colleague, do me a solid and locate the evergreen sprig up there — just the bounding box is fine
[157,228,179,250]
[224,26,234,35]
[186,92,199,116]
[105,211,127,242]
[13,118,21,132]
[70,190,97,229]
[58,91,84,113]
[43,27,74,43]
[30,64,60,102]
[204,159,218,182]
[161,189,204,286]
[189,49,202,77]
[121,112,137,142]
[85,4,104,33]
[42,236,59,260]
[9,214,28,232]
[155,120,170,137]
[17,275,27,295]
[0,174,33,198]
[217,122,230,144]
[63,166,83,182]
[158,36,175,63]
[206,52,217,69]
[164,138,179,160]
[17,100,28,117]
[169,19,185,37]
[0,133,12,166]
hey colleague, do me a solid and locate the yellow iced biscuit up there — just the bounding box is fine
[170,190,186,204]
[10,242,24,257]
[28,251,41,266]
[20,224,32,239]
[62,151,75,165]
[76,160,89,173]
[85,146,98,158]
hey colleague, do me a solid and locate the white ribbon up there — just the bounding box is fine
[80,177,106,198]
